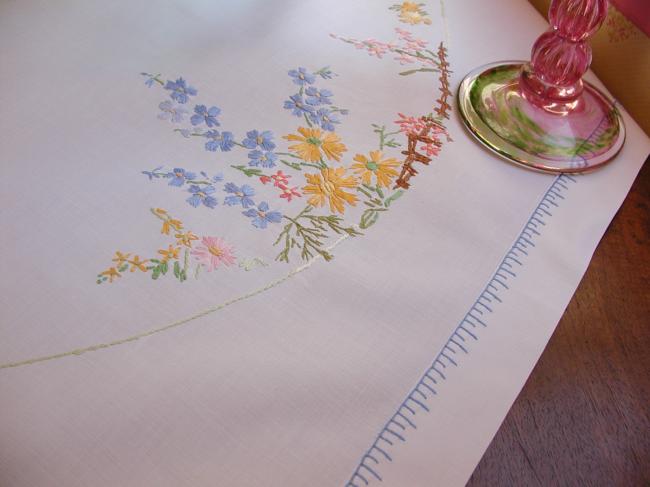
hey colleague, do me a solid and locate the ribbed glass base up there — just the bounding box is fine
[458,62,625,174]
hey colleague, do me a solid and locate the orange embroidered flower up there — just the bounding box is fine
[158,245,180,262]
[161,218,183,235]
[284,127,347,163]
[128,255,148,272]
[175,231,199,247]
[351,150,401,188]
[303,167,358,214]
[399,2,432,24]
[111,251,131,265]
[100,267,121,283]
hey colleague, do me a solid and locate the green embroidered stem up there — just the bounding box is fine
[372,124,401,151]
[356,183,405,229]
[392,48,440,67]
[398,67,439,76]
[280,159,323,171]
[142,72,165,86]
[275,152,302,159]
[314,66,336,78]
[274,206,361,263]
[231,165,265,178]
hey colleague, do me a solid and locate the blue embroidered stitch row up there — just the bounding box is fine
[346,173,577,487]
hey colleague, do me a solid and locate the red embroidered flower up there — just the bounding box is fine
[279,186,302,202]
[270,170,290,188]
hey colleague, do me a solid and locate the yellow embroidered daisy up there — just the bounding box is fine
[303,167,358,214]
[351,150,401,188]
[284,127,347,163]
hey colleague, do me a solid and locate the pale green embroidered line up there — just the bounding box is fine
[439,0,450,48]
[1,234,352,371]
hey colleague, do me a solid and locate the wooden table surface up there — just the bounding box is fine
[467,157,650,487]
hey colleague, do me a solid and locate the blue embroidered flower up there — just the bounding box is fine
[224,182,256,208]
[243,201,282,229]
[141,72,160,88]
[167,167,196,187]
[305,87,333,106]
[309,108,340,132]
[158,100,188,123]
[204,130,235,152]
[288,67,316,86]
[164,77,197,104]
[242,130,276,151]
[283,94,314,117]
[186,184,218,208]
[191,105,221,127]
[247,150,277,168]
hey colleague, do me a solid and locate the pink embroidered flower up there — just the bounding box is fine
[406,39,428,51]
[279,186,302,202]
[419,142,441,157]
[395,27,414,41]
[395,52,417,65]
[362,39,388,58]
[260,170,291,188]
[395,113,427,135]
[270,170,290,188]
[191,236,236,271]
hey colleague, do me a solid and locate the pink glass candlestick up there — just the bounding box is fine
[458,0,625,173]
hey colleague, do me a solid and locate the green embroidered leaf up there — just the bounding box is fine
[118,263,129,272]
[399,69,421,76]
[151,267,161,280]
[280,159,303,171]
[173,261,181,279]
[160,261,168,275]
[399,67,438,76]
[384,190,405,207]
[180,270,187,282]
[360,209,380,229]
[231,165,264,178]
[357,186,373,198]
